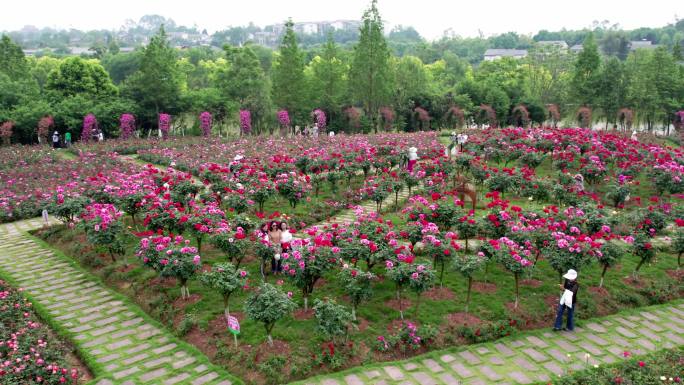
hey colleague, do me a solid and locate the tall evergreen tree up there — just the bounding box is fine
[673,41,683,61]
[123,25,183,128]
[571,33,601,107]
[596,57,627,128]
[349,0,392,133]
[272,19,305,123]
[309,32,346,127]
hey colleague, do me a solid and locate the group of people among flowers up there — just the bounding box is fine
[259,220,293,274]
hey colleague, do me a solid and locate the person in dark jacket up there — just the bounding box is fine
[553,269,579,331]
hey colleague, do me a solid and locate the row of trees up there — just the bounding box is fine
[1,1,683,143]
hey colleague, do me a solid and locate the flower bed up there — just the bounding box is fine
[0,280,86,384]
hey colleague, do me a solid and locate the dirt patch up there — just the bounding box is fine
[172,293,202,310]
[445,312,483,327]
[253,340,291,364]
[666,269,684,280]
[117,263,137,273]
[209,312,246,334]
[184,326,216,358]
[384,298,414,312]
[353,317,370,332]
[471,281,497,294]
[149,276,177,288]
[520,279,542,288]
[424,286,455,301]
[314,278,328,289]
[622,276,648,289]
[588,286,611,298]
[293,308,314,320]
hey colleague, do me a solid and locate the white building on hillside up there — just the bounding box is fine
[483,48,528,61]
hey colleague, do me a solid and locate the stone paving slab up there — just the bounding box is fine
[0,218,240,385]
[291,300,684,385]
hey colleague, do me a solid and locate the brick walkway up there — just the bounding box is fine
[0,218,240,385]
[293,301,684,385]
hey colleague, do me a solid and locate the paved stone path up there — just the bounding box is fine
[293,301,684,385]
[0,218,239,385]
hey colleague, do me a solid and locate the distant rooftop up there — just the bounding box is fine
[484,48,528,56]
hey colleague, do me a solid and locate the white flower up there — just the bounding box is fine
[584,353,591,359]
[528,197,533,201]
[660,376,666,381]
[228,238,234,243]
[593,364,598,368]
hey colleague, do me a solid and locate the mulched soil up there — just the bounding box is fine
[172,293,202,310]
[423,286,456,301]
[293,308,314,320]
[588,286,611,298]
[471,281,497,293]
[622,276,649,289]
[384,298,414,312]
[520,279,542,288]
[444,312,483,328]
[666,269,684,280]
[353,317,370,332]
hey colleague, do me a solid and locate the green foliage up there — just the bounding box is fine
[46,57,117,99]
[272,20,306,122]
[245,283,296,342]
[199,262,247,306]
[313,298,353,341]
[338,266,374,314]
[572,33,601,106]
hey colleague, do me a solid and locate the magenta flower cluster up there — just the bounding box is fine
[239,110,251,135]
[81,114,97,142]
[158,113,171,139]
[119,114,135,140]
[313,109,326,129]
[277,110,290,127]
[199,111,212,137]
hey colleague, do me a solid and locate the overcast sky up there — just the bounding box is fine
[3,0,682,40]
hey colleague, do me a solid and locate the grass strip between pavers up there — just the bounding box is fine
[0,230,244,385]
[290,300,684,385]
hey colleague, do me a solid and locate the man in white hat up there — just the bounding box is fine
[554,269,579,331]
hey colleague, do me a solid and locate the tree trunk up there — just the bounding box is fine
[223,296,230,321]
[352,306,357,321]
[414,294,421,317]
[465,276,473,313]
[599,264,608,288]
[514,273,520,309]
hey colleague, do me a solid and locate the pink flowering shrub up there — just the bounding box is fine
[158,113,171,139]
[119,113,136,140]
[136,235,201,299]
[313,109,326,130]
[81,113,97,142]
[374,322,438,353]
[277,110,290,128]
[0,280,79,384]
[37,115,53,144]
[239,110,251,135]
[379,106,394,130]
[78,203,126,262]
[0,121,12,145]
[199,111,212,137]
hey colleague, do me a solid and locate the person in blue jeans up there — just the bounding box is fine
[553,269,579,331]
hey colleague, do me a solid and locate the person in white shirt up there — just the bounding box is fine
[553,269,579,332]
[407,147,418,172]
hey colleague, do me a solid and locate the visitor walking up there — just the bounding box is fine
[64,131,71,147]
[553,269,579,332]
[98,130,104,142]
[51,131,60,149]
[268,221,282,274]
[312,123,319,138]
[407,147,418,172]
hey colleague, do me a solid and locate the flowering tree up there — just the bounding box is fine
[313,109,327,131]
[414,107,430,131]
[407,263,435,316]
[512,104,531,128]
[479,104,497,128]
[386,260,413,319]
[239,110,251,135]
[210,227,250,267]
[672,227,684,270]
[491,237,534,308]
[283,238,337,311]
[79,203,126,263]
[546,104,560,127]
[577,107,592,128]
[81,114,97,142]
[338,266,374,320]
[199,111,212,137]
[631,234,655,280]
[119,113,135,140]
[0,121,12,145]
[452,254,486,313]
[158,113,171,139]
[37,115,53,144]
[277,109,290,135]
[136,235,202,299]
[379,106,395,130]
[245,283,296,345]
[542,230,597,283]
[596,240,622,288]
[275,172,309,208]
[445,106,465,129]
[451,209,479,252]
[200,262,247,319]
